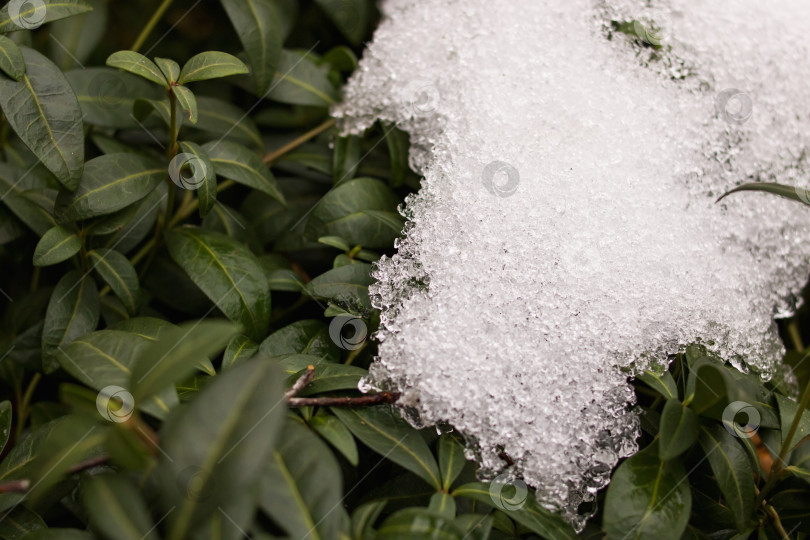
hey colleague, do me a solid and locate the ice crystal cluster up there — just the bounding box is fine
[334,0,810,527]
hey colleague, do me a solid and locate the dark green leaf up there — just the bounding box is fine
[55,153,164,221]
[33,225,80,266]
[178,51,248,84]
[21,529,93,540]
[0,35,24,80]
[291,363,367,395]
[83,474,159,540]
[156,359,284,539]
[202,140,284,203]
[219,0,282,95]
[177,141,216,216]
[602,442,691,540]
[195,96,263,150]
[268,49,337,107]
[49,0,107,70]
[165,227,270,340]
[376,508,464,540]
[659,398,699,460]
[439,434,467,491]
[0,47,84,189]
[454,514,493,540]
[717,182,810,206]
[351,501,386,540]
[260,418,343,540]
[384,124,410,187]
[314,0,369,46]
[306,263,374,312]
[776,393,810,451]
[698,423,755,531]
[155,57,180,84]
[685,358,740,416]
[260,319,339,362]
[333,135,360,184]
[106,51,167,86]
[130,319,238,402]
[0,505,45,539]
[332,406,441,489]
[769,489,810,534]
[42,270,99,373]
[637,369,678,399]
[66,67,163,128]
[88,249,140,316]
[173,84,198,123]
[0,0,92,33]
[0,400,11,453]
[429,492,457,519]
[221,334,258,370]
[308,411,359,465]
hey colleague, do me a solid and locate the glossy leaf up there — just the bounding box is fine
[83,474,159,540]
[308,411,359,465]
[156,358,284,540]
[659,398,699,460]
[221,334,258,370]
[165,227,270,340]
[305,263,374,312]
[603,442,691,540]
[55,153,164,221]
[202,140,284,203]
[42,270,100,373]
[88,249,141,316]
[332,406,441,489]
[268,49,337,107]
[776,393,810,451]
[219,0,282,95]
[260,418,343,540]
[439,434,467,491]
[637,369,678,399]
[0,47,84,189]
[106,51,167,86]
[178,51,248,84]
[33,225,80,266]
[260,319,339,362]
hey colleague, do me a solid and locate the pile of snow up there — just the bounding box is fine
[335,0,810,527]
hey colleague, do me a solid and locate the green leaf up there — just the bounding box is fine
[88,249,140,316]
[0,35,24,80]
[308,411,359,465]
[196,96,263,150]
[219,0,282,95]
[637,369,678,399]
[376,508,464,540]
[769,489,810,534]
[155,57,180,84]
[306,263,374,312]
[685,358,740,416]
[351,501,386,540]
[659,398,699,460]
[333,135,360,184]
[0,170,57,236]
[0,47,84,190]
[309,177,402,248]
[269,49,337,107]
[0,400,11,453]
[259,319,340,362]
[173,84,198,123]
[42,270,99,373]
[429,492,457,519]
[454,514,493,540]
[259,418,343,540]
[603,442,691,540]
[33,224,80,266]
[130,319,238,403]
[0,0,92,33]
[384,124,410,187]
[698,423,755,531]
[165,227,270,340]
[439,434,467,491]
[314,0,369,46]
[221,334,258,370]
[202,140,284,203]
[332,406,441,489]
[49,0,107,70]
[55,153,164,221]
[106,51,167,86]
[776,393,810,451]
[83,474,159,540]
[66,67,162,129]
[20,529,93,540]
[177,141,216,215]
[156,358,284,540]
[178,51,248,84]
[0,506,45,539]
[717,182,810,206]
[290,363,367,395]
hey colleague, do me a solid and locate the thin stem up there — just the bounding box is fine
[131,0,175,52]
[287,392,400,408]
[263,118,336,164]
[765,504,790,539]
[15,373,41,441]
[284,365,315,400]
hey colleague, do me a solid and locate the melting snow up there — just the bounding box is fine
[334,0,810,527]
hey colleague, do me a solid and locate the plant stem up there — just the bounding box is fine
[131,0,175,52]
[287,392,400,408]
[262,118,336,164]
[765,504,790,539]
[15,373,40,440]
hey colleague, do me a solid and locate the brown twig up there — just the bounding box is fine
[284,365,316,401]
[0,479,29,494]
[287,392,400,408]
